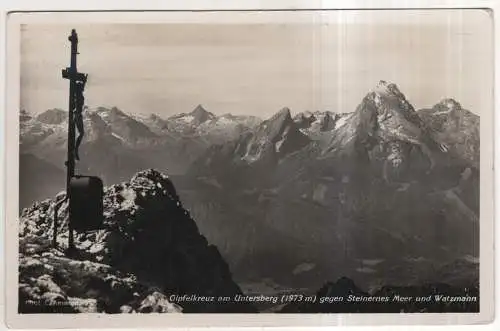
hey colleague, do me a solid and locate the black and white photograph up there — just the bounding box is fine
[4,6,495,327]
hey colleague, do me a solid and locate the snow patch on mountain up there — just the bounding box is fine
[274,135,286,153]
[180,115,195,123]
[312,184,328,203]
[292,263,316,275]
[293,111,339,133]
[334,114,350,130]
[111,132,126,142]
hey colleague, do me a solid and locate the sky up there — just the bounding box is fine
[20,10,493,118]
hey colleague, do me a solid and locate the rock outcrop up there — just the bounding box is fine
[293,111,339,133]
[36,108,68,125]
[234,107,309,163]
[418,99,479,169]
[19,169,255,313]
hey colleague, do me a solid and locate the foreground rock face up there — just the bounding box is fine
[19,169,255,313]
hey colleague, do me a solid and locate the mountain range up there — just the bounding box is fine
[182,80,479,291]
[19,104,261,208]
[20,80,480,294]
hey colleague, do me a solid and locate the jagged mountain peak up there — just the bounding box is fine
[418,98,479,168]
[293,112,317,129]
[191,104,208,114]
[362,80,422,129]
[133,112,167,123]
[167,105,215,127]
[260,107,295,135]
[372,80,404,97]
[433,98,463,113]
[20,109,33,122]
[293,111,338,132]
[262,107,294,130]
[235,107,309,163]
[293,110,315,120]
[152,112,168,120]
[83,111,112,138]
[274,106,292,119]
[147,113,162,120]
[322,81,449,179]
[218,113,261,122]
[192,106,309,172]
[190,104,215,123]
[36,108,68,125]
[92,106,157,141]
[95,106,128,118]
[365,80,414,112]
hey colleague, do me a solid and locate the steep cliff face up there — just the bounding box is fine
[95,107,158,145]
[234,107,310,163]
[190,107,310,188]
[19,169,255,313]
[36,109,68,125]
[418,99,480,169]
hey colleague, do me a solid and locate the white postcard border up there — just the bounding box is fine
[3,1,497,328]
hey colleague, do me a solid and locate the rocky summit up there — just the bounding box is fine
[19,169,255,313]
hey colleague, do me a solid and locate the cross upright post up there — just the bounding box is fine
[60,29,87,254]
[53,29,98,253]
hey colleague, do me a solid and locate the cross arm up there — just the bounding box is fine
[62,68,88,83]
